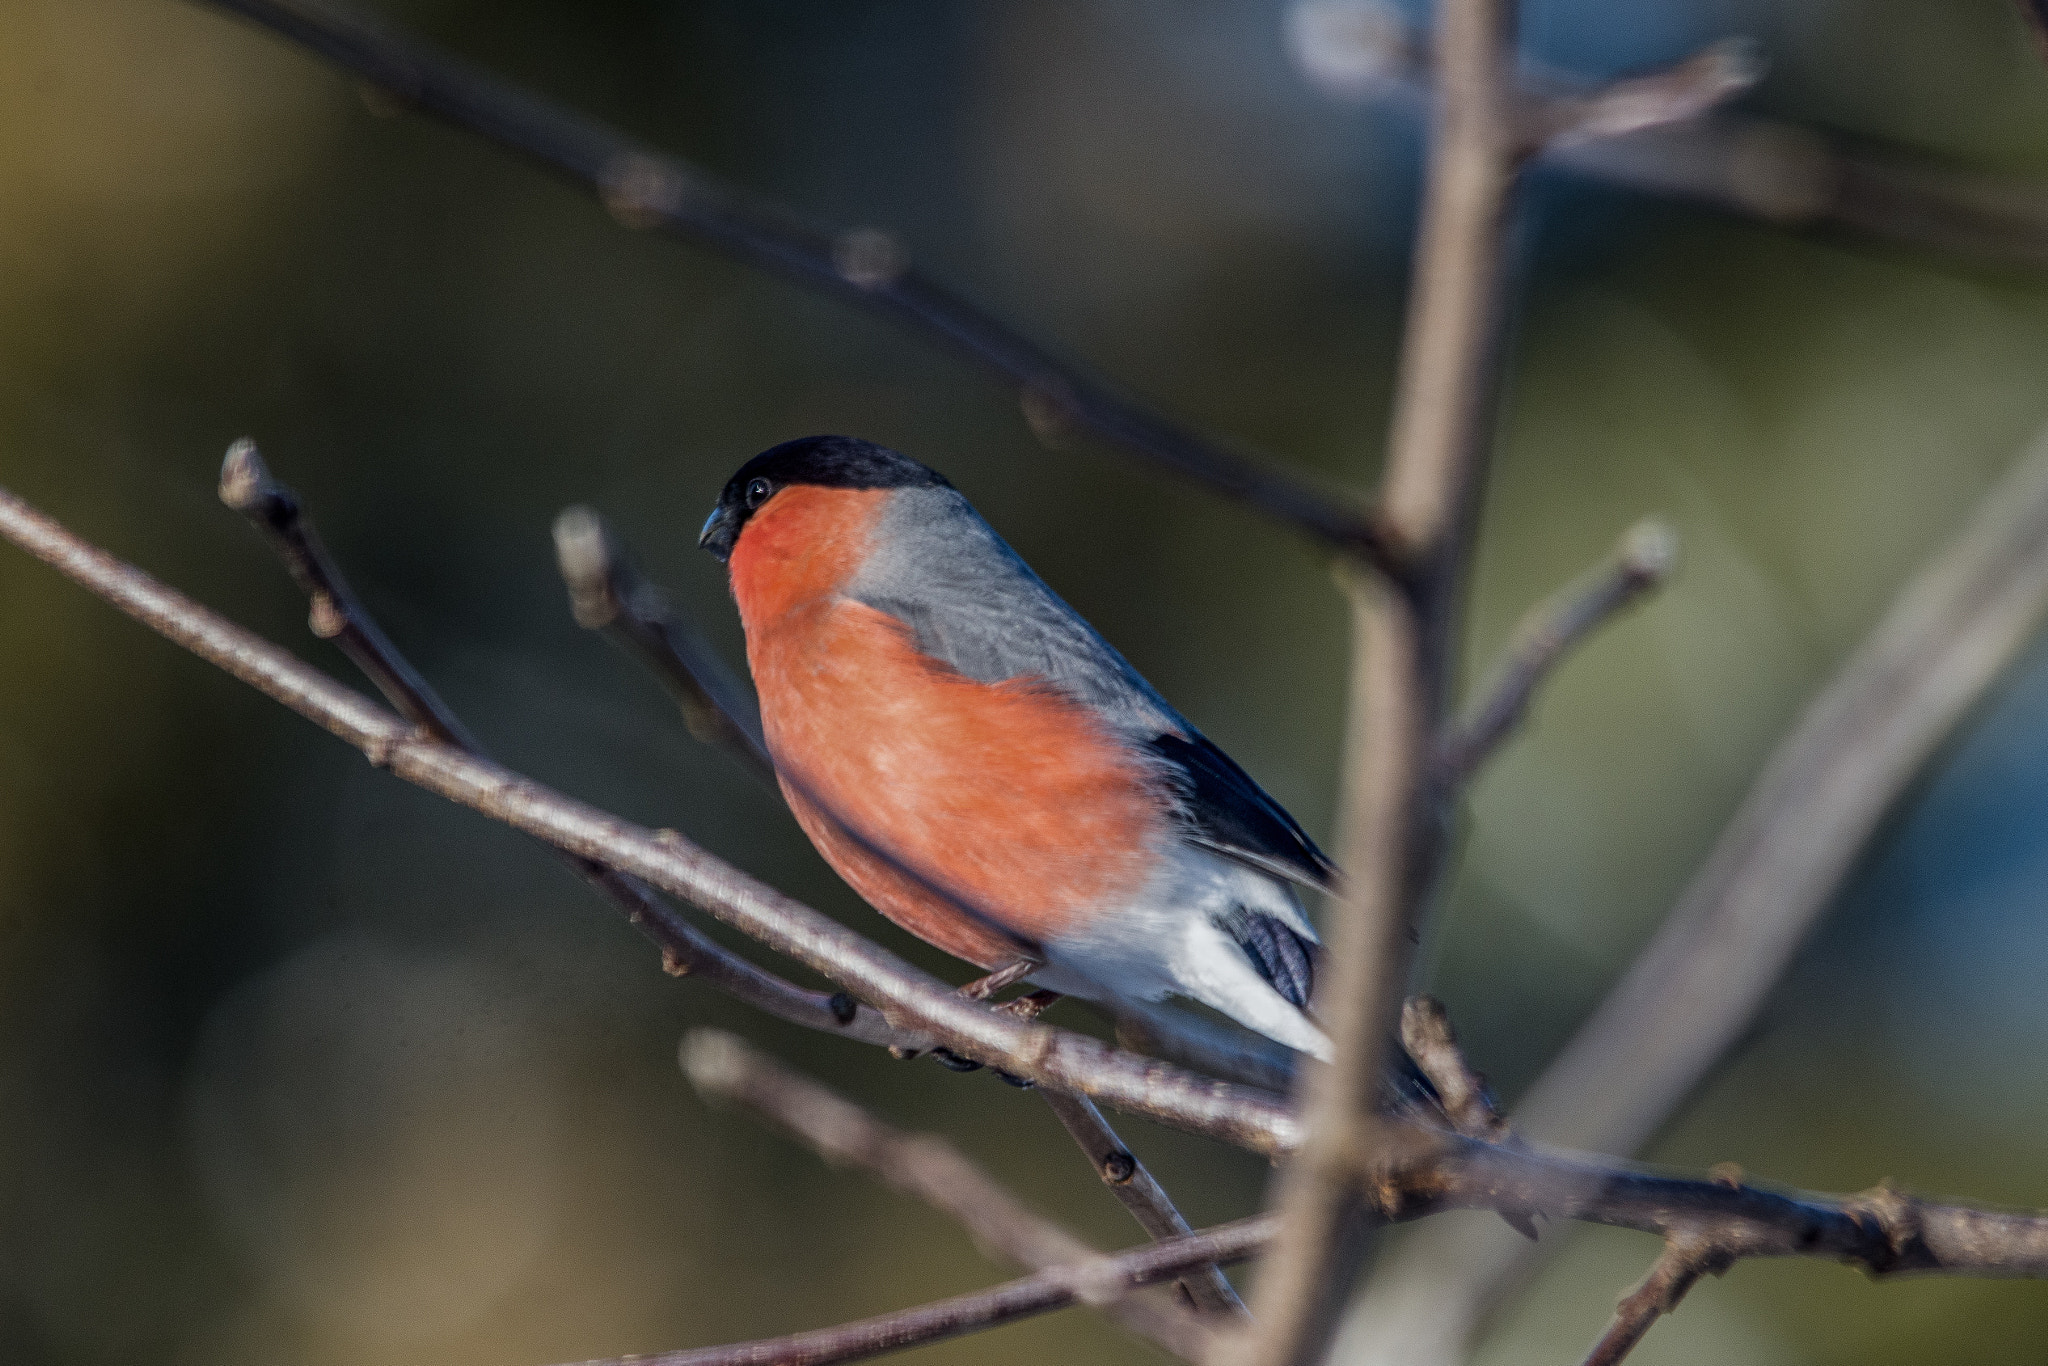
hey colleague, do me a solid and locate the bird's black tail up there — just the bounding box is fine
[1218,907,1316,1010]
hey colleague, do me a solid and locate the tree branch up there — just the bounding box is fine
[1577,1235,1725,1366]
[1398,996,1507,1144]
[218,442,912,1050]
[1345,421,2048,1363]
[616,1032,2048,1366]
[553,1217,1276,1366]
[1436,517,1675,786]
[1244,0,1529,1355]
[1373,1138,2048,1281]
[680,1029,1220,1358]
[1035,1086,1247,1317]
[186,0,1395,571]
[1291,2,2048,272]
[0,480,1298,1154]
[553,506,774,786]
[1533,40,1761,151]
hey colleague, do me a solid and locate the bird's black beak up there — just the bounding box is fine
[699,504,739,563]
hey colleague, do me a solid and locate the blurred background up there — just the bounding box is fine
[5,0,2048,1362]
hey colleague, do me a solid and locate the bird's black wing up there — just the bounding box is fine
[1148,730,1338,893]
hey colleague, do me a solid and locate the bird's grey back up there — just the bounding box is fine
[848,486,1181,737]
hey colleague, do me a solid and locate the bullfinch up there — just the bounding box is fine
[699,435,1334,1059]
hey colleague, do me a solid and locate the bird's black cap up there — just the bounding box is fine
[699,436,949,561]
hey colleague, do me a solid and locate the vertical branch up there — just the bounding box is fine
[1242,0,1526,1358]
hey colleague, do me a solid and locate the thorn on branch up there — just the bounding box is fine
[1438,517,1676,786]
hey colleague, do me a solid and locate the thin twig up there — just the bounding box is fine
[1036,1087,1247,1317]
[1436,517,1676,785]
[0,480,1299,1154]
[1531,39,1762,151]
[1244,0,1527,1358]
[217,443,914,1051]
[552,506,775,785]
[1291,2,2048,272]
[554,1218,1276,1366]
[1344,422,2048,1362]
[1578,1235,1725,1366]
[219,438,477,748]
[1397,996,1506,1143]
[680,1030,1218,1359]
[187,0,1395,571]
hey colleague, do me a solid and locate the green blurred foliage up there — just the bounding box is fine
[5,1,2048,1364]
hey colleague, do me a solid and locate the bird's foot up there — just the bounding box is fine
[897,967,1055,1085]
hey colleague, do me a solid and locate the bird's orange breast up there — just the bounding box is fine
[729,486,1165,968]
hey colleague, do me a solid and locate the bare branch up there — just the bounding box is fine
[186,0,1394,572]
[553,506,775,785]
[1036,1086,1247,1317]
[553,1216,1276,1366]
[219,438,476,748]
[543,1090,2048,1366]
[1578,1236,1725,1366]
[1290,1,2048,273]
[680,1030,1218,1359]
[0,481,1299,1153]
[1398,996,1506,1143]
[1372,1137,2048,1281]
[1246,0,1527,1356]
[1346,422,2048,1362]
[218,444,909,1050]
[1437,517,1675,785]
[1535,40,1762,150]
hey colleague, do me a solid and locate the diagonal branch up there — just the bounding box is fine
[552,1217,1275,1366]
[1531,39,1761,150]
[1577,1235,1726,1366]
[218,442,911,1050]
[1398,995,1507,1144]
[1035,1086,1247,1317]
[187,0,1395,571]
[1436,517,1675,786]
[682,1030,1221,1355]
[0,480,1298,1154]
[553,506,774,785]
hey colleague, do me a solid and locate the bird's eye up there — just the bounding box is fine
[744,478,773,510]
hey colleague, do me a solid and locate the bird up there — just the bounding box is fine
[699,434,1336,1059]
